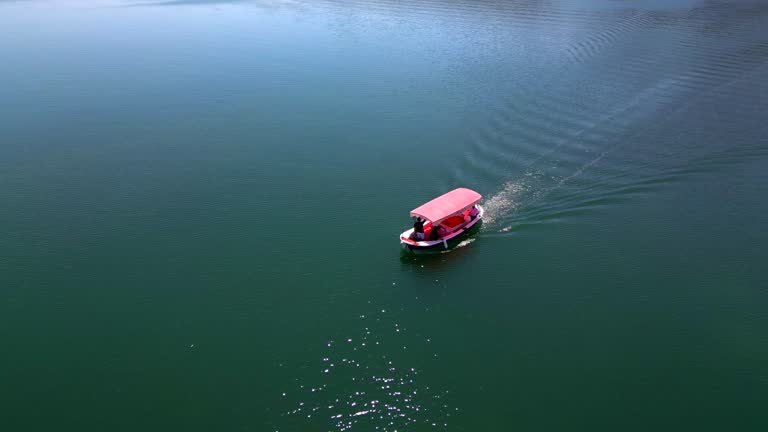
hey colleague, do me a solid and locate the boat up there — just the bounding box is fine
[400,187,484,252]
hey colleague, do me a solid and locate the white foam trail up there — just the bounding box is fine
[451,237,475,250]
[480,179,529,226]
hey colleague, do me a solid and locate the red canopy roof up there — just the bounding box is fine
[410,188,482,222]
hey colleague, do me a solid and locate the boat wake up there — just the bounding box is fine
[445,237,475,252]
[462,1,768,235]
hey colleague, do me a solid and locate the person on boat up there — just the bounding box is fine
[429,224,441,241]
[411,217,425,241]
[431,223,446,240]
[469,205,479,220]
[413,217,425,233]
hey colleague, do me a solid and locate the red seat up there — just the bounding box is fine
[441,215,465,229]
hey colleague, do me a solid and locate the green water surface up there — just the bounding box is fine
[1,0,767,430]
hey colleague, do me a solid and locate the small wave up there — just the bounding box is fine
[444,237,475,252]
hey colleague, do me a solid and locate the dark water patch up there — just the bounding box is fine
[564,9,661,65]
[690,0,768,36]
[562,1,768,66]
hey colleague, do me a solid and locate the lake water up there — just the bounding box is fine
[1,0,767,430]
